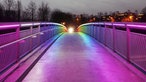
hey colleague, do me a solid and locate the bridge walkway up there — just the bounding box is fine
[22,32,145,82]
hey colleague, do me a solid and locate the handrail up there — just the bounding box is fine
[0,24,19,30]
[78,22,146,74]
[0,31,45,49]
[79,22,146,29]
[0,22,65,73]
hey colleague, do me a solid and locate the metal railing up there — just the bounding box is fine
[0,22,65,73]
[78,22,146,73]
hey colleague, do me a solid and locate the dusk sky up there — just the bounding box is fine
[5,0,146,14]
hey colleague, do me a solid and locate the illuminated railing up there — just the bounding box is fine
[0,22,65,73]
[78,22,146,73]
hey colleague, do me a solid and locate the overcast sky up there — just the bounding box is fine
[15,0,146,14]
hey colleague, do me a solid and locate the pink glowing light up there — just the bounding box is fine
[0,24,19,29]
[127,24,146,28]
[19,40,26,44]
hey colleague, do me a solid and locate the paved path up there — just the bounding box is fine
[23,32,145,82]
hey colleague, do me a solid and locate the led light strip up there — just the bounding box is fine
[0,24,19,28]
[0,29,52,49]
[113,23,125,26]
[113,24,125,26]
[21,23,33,27]
[33,23,40,26]
[43,22,66,28]
[98,23,104,25]
[105,23,112,25]
[127,24,146,28]
[41,23,46,25]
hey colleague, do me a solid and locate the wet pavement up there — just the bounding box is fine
[23,32,145,82]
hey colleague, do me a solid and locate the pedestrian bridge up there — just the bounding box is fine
[0,22,146,82]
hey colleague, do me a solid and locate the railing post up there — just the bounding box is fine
[16,23,20,62]
[30,23,33,50]
[113,23,116,52]
[126,23,130,62]
[38,24,41,46]
[104,23,107,46]
[92,24,93,37]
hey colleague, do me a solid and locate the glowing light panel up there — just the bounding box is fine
[0,24,19,29]
[127,24,146,28]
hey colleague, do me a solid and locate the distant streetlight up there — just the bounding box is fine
[68,27,74,33]
[76,18,79,21]
[129,16,133,19]
[109,16,115,22]
[93,17,96,21]
[62,22,66,25]
[129,15,133,22]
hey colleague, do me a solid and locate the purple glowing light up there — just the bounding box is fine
[98,23,104,25]
[40,32,44,35]
[105,23,112,25]
[41,23,47,25]
[113,23,125,26]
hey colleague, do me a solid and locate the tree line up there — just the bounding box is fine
[0,0,146,27]
[0,0,50,22]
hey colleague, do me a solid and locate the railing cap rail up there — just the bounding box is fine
[0,23,20,30]
[78,22,146,29]
[0,22,66,29]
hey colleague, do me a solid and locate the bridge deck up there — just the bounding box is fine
[23,32,144,82]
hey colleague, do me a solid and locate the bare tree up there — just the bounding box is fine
[142,6,146,14]
[27,1,37,21]
[38,2,50,21]
[50,9,74,27]
[15,0,22,22]
[3,0,18,21]
[0,3,4,21]
[22,8,31,21]
[4,0,15,11]
[0,3,4,11]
